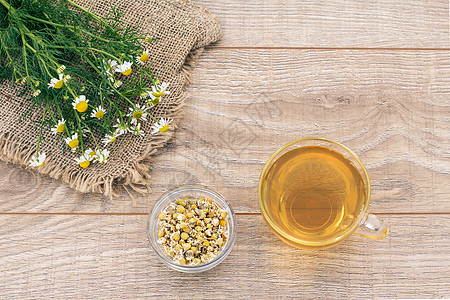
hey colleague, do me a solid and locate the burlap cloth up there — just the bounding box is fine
[0,0,220,197]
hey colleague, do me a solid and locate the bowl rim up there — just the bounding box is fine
[147,184,237,272]
[257,137,371,248]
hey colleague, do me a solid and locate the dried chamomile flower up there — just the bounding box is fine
[156,196,229,266]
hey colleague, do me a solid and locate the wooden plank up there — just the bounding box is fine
[0,214,448,298]
[0,50,448,214]
[156,49,450,214]
[193,0,450,48]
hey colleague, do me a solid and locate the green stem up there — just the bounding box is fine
[147,112,159,123]
[47,105,57,123]
[99,82,104,108]
[37,55,53,77]
[64,83,78,99]
[23,40,61,71]
[1,44,23,79]
[47,45,122,62]
[73,111,85,152]
[23,42,36,53]
[81,121,101,151]
[0,0,12,11]
[19,28,30,82]
[36,99,50,155]
[55,101,71,136]
[67,0,109,28]
[22,13,111,43]
[82,56,125,122]
[19,38,55,78]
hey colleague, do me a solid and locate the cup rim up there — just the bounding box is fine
[147,184,237,272]
[258,137,371,248]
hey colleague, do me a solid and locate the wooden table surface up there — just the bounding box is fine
[1,1,449,298]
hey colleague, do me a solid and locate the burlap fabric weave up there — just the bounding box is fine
[0,0,220,197]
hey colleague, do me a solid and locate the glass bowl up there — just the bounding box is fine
[147,185,237,273]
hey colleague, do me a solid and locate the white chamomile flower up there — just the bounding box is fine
[75,155,90,169]
[149,82,170,104]
[108,59,118,69]
[48,74,64,89]
[115,61,133,75]
[83,148,97,161]
[102,133,117,144]
[96,149,109,163]
[29,152,46,167]
[72,95,89,113]
[64,74,71,82]
[57,65,66,74]
[33,89,41,97]
[128,104,147,125]
[51,118,66,134]
[138,50,149,65]
[150,117,173,134]
[91,106,106,119]
[113,119,129,135]
[130,123,144,136]
[64,132,79,151]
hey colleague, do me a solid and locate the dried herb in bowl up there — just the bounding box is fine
[156,196,229,266]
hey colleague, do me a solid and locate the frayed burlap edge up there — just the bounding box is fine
[0,47,207,199]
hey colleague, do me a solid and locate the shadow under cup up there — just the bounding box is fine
[258,138,376,250]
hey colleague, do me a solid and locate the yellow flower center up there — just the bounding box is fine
[122,68,132,76]
[37,161,45,167]
[54,80,63,89]
[140,52,149,62]
[95,110,104,119]
[159,124,169,132]
[152,97,160,105]
[133,110,143,119]
[79,160,90,168]
[110,136,116,143]
[68,139,79,149]
[152,91,163,97]
[56,123,65,133]
[76,101,88,113]
[89,151,96,157]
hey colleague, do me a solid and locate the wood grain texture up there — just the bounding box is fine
[173,49,450,213]
[0,214,448,299]
[193,0,450,48]
[1,1,449,297]
[1,50,448,213]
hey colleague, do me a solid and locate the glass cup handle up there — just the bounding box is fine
[354,214,389,240]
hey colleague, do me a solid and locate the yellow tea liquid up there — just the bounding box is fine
[261,146,365,245]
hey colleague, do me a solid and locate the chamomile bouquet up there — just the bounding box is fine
[0,0,171,168]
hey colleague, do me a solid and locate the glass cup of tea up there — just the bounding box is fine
[258,137,389,250]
